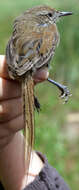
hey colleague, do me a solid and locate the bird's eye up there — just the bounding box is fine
[48,12,52,17]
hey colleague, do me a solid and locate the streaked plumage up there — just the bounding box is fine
[6,5,72,177]
[6,6,60,79]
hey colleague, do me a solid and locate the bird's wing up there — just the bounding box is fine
[12,37,43,76]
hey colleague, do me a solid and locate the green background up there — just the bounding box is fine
[0,0,79,189]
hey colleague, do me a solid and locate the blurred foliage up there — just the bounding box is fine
[0,0,79,189]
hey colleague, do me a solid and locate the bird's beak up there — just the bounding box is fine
[59,11,73,17]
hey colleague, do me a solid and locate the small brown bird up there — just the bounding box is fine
[6,5,72,174]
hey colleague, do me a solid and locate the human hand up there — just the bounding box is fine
[0,55,24,150]
[0,55,49,150]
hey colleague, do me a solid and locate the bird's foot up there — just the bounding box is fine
[47,78,72,103]
[59,85,72,103]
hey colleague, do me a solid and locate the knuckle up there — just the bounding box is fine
[0,134,13,150]
[0,126,8,139]
[0,102,9,122]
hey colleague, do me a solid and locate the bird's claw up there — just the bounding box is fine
[47,78,72,103]
[60,86,72,103]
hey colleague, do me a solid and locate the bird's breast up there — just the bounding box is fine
[38,23,59,55]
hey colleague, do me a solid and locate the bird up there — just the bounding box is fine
[6,5,72,175]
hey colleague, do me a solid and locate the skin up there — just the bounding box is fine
[0,55,49,190]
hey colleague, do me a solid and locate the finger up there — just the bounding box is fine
[0,126,13,139]
[0,78,21,101]
[0,98,23,123]
[0,132,14,150]
[0,55,10,79]
[0,55,49,84]
[33,67,49,84]
[1,115,24,133]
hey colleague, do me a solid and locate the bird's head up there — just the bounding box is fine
[30,5,72,24]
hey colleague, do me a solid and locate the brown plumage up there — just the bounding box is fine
[6,5,72,176]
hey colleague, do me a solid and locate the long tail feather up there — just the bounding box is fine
[22,75,34,176]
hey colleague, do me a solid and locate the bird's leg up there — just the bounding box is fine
[34,96,41,112]
[47,78,71,103]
